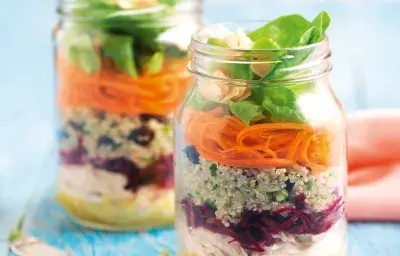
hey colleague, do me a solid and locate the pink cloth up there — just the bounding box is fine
[347,110,400,221]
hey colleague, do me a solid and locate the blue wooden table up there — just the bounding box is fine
[1,0,400,255]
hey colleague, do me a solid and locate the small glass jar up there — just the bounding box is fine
[175,22,347,256]
[54,0,203,231]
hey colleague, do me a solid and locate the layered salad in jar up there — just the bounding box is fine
[55,0,193,230]
[176,12,347,255]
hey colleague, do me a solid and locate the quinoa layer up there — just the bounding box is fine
[182,154,338,224]
[60,108,173,168]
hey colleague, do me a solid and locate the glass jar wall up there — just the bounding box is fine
[175,20,347,256]
[54,0,203,231]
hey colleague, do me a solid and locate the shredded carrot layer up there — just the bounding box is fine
[57,57,192,115]
[184,107,332,171]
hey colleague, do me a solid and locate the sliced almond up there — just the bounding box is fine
[251,63,272,77]
[198,80,224,102]
[234,87,252,101]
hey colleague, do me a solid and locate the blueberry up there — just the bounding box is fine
[97,135,118,149]
[60,130,69,139]
[184,145,200,165]
[69,121,85,132]
[128,127,155,146]
[285,180,294,193]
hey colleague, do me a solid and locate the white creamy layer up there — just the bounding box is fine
[58,165,171,206]
[179,218,346,256]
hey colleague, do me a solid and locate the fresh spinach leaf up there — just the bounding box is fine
[207,37,230,48]
[63,28,101,74]
[158,0,179,7]
[226,63,254,80]
[310,11,331,43]
[189,92,220,111]
[229,100,265,125]
[259,87,305,123]
[247,14,311,48]
[165,44,188,58]
[146,52,164,74]
[252,37,281,50]
[297,26,319,46]
[101,34,137,77]
[286,81,316,94]
[246,12,331,81]
[207,37,253,80]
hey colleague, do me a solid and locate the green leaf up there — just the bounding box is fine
[8,213,26,243]
[8,230,22,243]
[229,100,265,125]
[63,28,101,74]
[252,37,281,50]
[246,12,331,81]
[226,64,254,80]
[158,0,179,7]
[100,34,137,77]
[286,82,316,94]
[146,52,164,75]
[297,26,319,46]
[207,37,229,48]
[207,38,253,80]
[310,11,331,43]
[189,92,220,111]
[247,14,312,48]
[165,44,188,58]
[260,87,305,123]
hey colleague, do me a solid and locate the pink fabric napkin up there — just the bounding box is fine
[347,109,400,221]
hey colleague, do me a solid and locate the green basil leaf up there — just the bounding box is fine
[229,100,265,125]
[101,34,137,77]
[63,29,101,74]
[146,52,164,74]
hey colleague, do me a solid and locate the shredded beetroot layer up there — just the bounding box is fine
[182,196,343,252]
[61,138,174,191]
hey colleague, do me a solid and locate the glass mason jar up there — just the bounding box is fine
[175,22,347,256]
[54,0,203,231]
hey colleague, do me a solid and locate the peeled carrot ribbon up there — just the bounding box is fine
[57,57,192,115]
[184,108,331,171]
